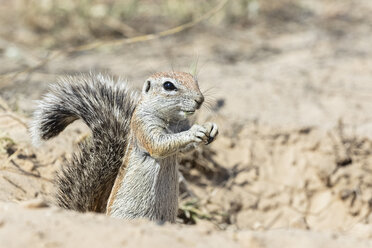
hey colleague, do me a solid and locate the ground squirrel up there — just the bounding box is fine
[30,72,218,223]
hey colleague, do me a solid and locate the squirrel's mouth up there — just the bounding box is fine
[180,110,195,116]
[184,111,195,116]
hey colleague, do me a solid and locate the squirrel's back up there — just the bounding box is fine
[30,73,139,212]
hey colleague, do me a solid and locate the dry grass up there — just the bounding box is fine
[0,0,256,49]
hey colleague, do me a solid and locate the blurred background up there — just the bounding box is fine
[1,0,372,130]
[1,0,372,245]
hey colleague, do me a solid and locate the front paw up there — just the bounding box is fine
[189,124,209,143]
[202,122,219,145]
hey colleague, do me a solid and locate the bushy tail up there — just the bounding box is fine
[30,73,139,212]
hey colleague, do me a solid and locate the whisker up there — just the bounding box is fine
[200,105,222,120]
[195,59,210,77]
[202,105,213,114]
[202,86,219,96]
[204,97,215,106]
[203,96,217,106]
[202,100,215,113]
[189,55,200,77]
[170,59,175,73]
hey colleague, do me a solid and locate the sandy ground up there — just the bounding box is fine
[1,0,372,247]
[1,202,372,248]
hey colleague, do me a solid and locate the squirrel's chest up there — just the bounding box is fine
[109,150,179,221]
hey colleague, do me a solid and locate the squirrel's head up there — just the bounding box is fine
[140,72,204,121]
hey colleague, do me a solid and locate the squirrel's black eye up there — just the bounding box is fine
[163,81,177,91]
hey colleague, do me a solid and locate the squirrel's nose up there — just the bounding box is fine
[195,95,204,109]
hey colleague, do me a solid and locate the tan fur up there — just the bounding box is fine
[149,72,200,92]
[130,115,154,155]
[106,144,132,215]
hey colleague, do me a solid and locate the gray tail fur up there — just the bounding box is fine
[30,73,139,212]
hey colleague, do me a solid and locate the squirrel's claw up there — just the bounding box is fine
[203,122,218,145]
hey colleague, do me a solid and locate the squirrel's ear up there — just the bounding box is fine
[143,80,151,93]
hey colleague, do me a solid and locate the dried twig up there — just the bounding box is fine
[0,167,53,183]
[0,113,28,129]
[2,175,27,194]
[0,96,28,128]
[3,147,21,167]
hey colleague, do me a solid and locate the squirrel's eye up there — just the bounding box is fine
[163,81,177,91]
